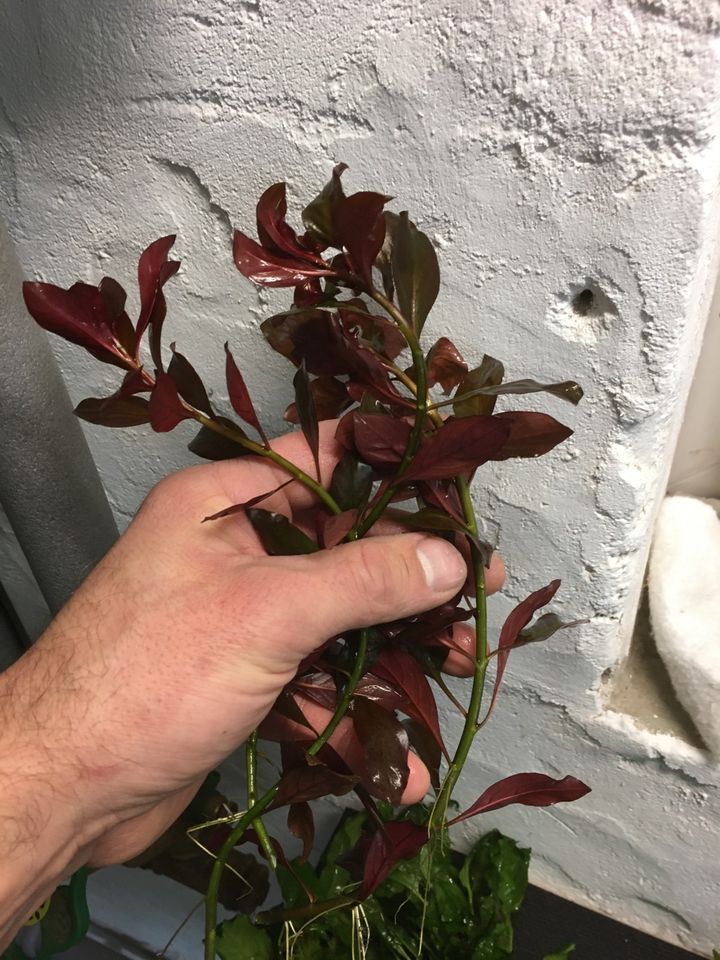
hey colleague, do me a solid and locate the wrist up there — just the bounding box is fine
[0,649,115,945]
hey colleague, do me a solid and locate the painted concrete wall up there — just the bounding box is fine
[1,0,719,954]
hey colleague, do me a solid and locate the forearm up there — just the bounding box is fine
[0,650,106,948]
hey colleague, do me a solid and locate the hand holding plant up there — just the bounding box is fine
[19,164,590,957]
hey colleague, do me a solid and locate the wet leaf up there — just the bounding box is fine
[233,230,334,287]
[491,411,572,459]
[403,719,442,790]
[293,360,321,479]
[288,802,315,862]
[426,337,468,393]
[352,696,409,804]
[188,417,250,460]
[360,821,428,899]
[329,451,374,511]
[390,211,439,334]
[135,235,180,368]
[225,343,267,441]
[246,508,320,556]
[168,345,212,416]
[216,913,273,960]
[148,370,192,432]
[302,162,348,247]
[256,182,311,260]
[454,355,505,418]
[450,773,590,825]
[75,395,150,427]
[402,416,510,482]
[338,302,406,360]
[336,191,390,283]
[373,648,447,756]
[271,762,359,808]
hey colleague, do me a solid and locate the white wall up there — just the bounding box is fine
[1,0,720,954]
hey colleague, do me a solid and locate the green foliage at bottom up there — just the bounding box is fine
[214,806,575,959]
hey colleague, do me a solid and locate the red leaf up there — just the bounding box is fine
[225,343,266,441]
[99,276,135,354]
[426,337,468,393]
[23,281,129,368]
[486,581,561,719]
[271,762,359,808]
[339,304,406,361]
[402,416,510,483]
[135,235,180,367]
[318,509,359,548]
[233,230,334,287]
[148,370,192,432]
[257,182,304,258]
[285,376,351,424]
[288,802,315,861]
[336,412,412,470]
[168,345,212,416]
[360,821,428,899]
[75,395,150,427]
[352,696,409,804]
[449,773,591,825]
[336,191,390,283]
[202,479,294,522]
[491,411,572,460]
[372,648,447,758]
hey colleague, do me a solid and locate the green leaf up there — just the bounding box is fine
[246,508,320,556]
[516,612,587,648]
[453,355,505,418]
[543,945,576,960]
[451,377,583,412]
[293,360,321,480]
[302,163,348,246]
[215,913,273,960]
[390,211,439,334]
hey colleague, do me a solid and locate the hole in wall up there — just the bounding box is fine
[546,279,618,344]
[571,288,595,316]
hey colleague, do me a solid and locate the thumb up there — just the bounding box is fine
[282,533,468,645]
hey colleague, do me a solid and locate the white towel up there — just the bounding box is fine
[648,496,720,757]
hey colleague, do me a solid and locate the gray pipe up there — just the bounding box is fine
[0,219,118,614]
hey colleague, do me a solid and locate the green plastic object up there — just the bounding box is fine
[2,869,91,960]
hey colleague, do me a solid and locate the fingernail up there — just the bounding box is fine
[416,538,467,592]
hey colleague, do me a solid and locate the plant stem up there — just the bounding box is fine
[245,732,277,869]
[203,629,370,959]
[433,476,488,823]
[133,363,342,516]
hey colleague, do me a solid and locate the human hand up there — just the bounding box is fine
[0,421,503,925]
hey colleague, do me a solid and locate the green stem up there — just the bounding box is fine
[433,476,488,823]
[135,364,342,516]
[245,732,277,869]
[203,629,370,959]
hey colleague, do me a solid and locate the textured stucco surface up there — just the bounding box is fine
[1,0,720,954]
